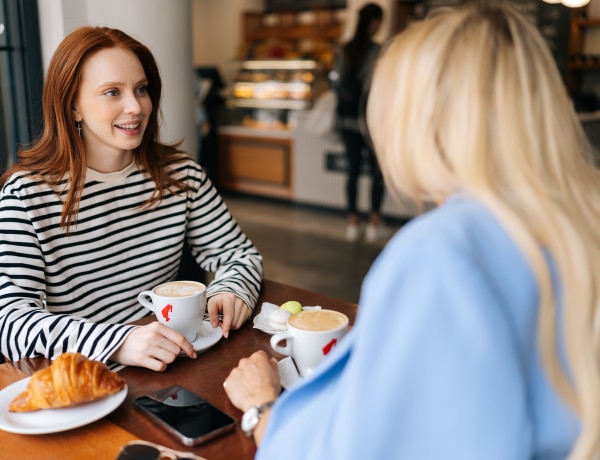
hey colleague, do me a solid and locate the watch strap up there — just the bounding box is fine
[242,400,275,437]
[256,400,275,413]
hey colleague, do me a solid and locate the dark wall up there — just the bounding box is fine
[0,0,43,172]
[265,0,346,12]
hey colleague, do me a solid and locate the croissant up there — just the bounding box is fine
[8,352,125,412]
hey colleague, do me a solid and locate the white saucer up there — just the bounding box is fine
[191,320,223,353]
[277,357,302,390]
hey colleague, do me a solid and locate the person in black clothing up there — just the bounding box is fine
[334,3,385,242]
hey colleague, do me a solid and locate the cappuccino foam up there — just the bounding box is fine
[154,281,205,297]
[288,310,348,331]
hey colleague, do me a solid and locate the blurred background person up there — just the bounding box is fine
[333,2,386,242]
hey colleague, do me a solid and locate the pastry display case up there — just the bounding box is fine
[217,7,341,200]
[224,58,329,130]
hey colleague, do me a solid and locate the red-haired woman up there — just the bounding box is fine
[0,26,263,370]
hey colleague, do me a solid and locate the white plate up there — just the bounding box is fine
[278,357,302,390]
[191,320,223,352]
[0,377,127,435]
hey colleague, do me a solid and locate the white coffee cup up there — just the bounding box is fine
[270,309,349,378]
[138,281,207,342]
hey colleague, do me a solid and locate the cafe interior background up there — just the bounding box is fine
[1,0,599,303]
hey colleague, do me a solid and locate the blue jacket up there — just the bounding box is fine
[258,196,579,459]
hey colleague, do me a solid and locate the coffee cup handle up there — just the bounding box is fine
[137,291,155,312]
[270,331,293,356]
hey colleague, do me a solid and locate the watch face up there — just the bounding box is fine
[242,407,259,434]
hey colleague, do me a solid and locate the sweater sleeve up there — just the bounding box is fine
[0,186,136,362]
[330,230,533,459]
[182,165,263,311]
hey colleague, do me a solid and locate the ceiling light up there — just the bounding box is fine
[561,0,590,6]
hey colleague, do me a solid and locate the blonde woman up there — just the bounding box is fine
[224,3,600,458]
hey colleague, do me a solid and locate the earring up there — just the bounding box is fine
[76,120,82,138]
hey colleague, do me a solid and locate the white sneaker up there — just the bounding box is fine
[365,223,386,243]
[346,223,360,242]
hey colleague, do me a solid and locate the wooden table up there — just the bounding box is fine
[1,279,358,459]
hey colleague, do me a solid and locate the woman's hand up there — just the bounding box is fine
[207,293,252,338]
[224,350,281,445]
[110,322,196,371]
[224,350,281,413]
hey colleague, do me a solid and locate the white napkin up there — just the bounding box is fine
[253,302,322,334]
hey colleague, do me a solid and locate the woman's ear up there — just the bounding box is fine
[72,107,82,122]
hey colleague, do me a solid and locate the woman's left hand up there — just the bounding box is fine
[224,350,281,412]
[224,350,281,446]
[207,292,252,338]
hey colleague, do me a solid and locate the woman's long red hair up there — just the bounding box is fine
[0,26,189,228]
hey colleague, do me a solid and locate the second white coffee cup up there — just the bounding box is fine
[270,309,349,378]
[138,281,207,342]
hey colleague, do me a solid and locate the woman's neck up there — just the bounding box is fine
[86,151,134,173]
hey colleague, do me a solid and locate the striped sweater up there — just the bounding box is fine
[0,158,263,363]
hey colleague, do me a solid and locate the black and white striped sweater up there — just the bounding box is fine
[0,158,263,363]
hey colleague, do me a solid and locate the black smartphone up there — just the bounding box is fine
[134,385,236,446]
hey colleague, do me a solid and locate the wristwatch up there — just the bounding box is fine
[241,401,275,437]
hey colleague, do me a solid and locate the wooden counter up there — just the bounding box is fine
[218,127,293,199]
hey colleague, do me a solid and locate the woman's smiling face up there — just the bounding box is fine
[73,47,152,171]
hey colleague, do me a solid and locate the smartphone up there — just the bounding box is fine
[134,385,236,446]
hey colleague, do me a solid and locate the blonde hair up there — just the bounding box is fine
[367,2,600,458]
